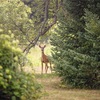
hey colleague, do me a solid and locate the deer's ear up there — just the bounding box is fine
[39,45,41,48]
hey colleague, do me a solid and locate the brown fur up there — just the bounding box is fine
[39,45,52,74]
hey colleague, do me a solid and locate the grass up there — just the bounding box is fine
[36,74,100,100]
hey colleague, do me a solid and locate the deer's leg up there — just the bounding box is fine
[50,62,52,72]
[45,63,48,73]
[41,61,43,74]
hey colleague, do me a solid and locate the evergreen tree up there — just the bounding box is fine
[64,0,100,20]
[51,0,100,88]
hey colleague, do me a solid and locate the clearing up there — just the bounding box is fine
[36,74,100,100]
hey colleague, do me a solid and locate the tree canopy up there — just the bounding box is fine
[0,0,63,53]
[0,0,34,47]
[22,0,63,53]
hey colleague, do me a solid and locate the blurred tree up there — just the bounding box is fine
[22,0,63,53]
[0,0,63,53]
[0,0,34,47]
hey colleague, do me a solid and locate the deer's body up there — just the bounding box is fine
[41,53,49,63]
[39,45,52,74]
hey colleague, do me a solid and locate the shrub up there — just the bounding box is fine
[0,34,42,100]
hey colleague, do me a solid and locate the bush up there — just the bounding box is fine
[0,34,42,100]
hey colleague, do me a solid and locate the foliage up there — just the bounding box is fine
[0,34,42,100]
[63,0,100,20]
[21,0,62,53]
[22,0,60,31]
[51,0,100,89]
[0,0,63,53]
[62,0,100,33]
[0,0,34,45]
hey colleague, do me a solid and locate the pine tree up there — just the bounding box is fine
[64,0,100,20]
[51,0,100,89]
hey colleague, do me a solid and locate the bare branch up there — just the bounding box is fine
[23,33,41,54]
[23,0,63,54]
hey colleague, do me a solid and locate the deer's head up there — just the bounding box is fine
[39,45,46,52]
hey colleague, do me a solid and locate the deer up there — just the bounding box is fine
[39,44,52,74]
